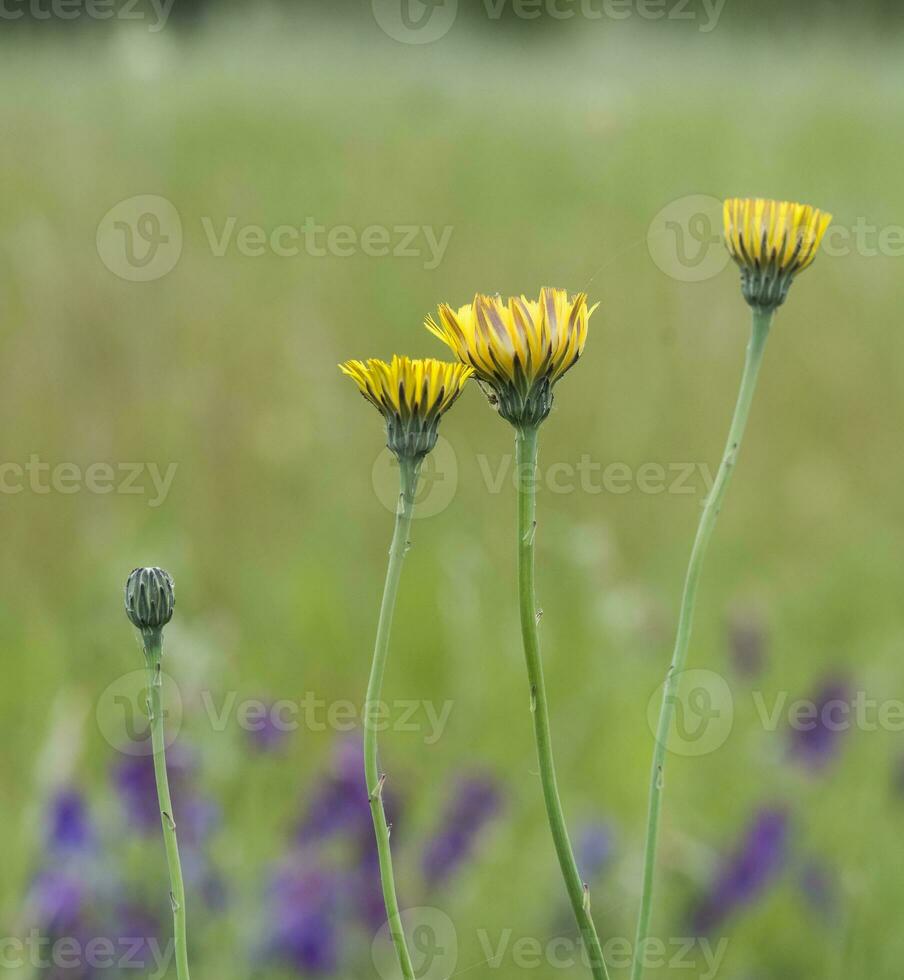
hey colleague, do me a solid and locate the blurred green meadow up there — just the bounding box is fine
[2,4,904,978]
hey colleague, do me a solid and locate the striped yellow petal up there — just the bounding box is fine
[340,355,472,459]
[723,198,832,310]
[340,355,472,419]
[425,288,597,427]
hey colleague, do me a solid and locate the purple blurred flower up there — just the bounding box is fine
[46,788,93,854]
[576,823,614,881]
[297,738,399,847]
[788,678,851,772]
[112,748,189,833]
[111,747,219,845]
[353,844,391,931]
[727,610,767,678]
[422,774,502,887]
[110,905,165,972]
[28,869,86,932]
[692,807,790,933]
[246,701,293,753]
[798,860,838,921]
[265,856,342,974]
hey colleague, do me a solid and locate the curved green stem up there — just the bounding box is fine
[142,632,191,980]
[515,425,611,980]
[631,308,773,979]
[364,457,420,980]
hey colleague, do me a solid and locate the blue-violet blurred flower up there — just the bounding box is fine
[692,807,790,933]
[422,774,502,887]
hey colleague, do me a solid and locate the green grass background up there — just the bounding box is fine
[1,6,903,977]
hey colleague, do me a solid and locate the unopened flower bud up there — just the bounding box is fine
[125,566,175,632]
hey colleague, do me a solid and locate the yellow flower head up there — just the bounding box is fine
[723,198,832,310]
[339,355,472,459]
[425,288,597,427]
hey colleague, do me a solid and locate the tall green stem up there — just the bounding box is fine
[515,425,611,980]
[142,633,191,980]
[631,308,773,979]
[364,457,420,980]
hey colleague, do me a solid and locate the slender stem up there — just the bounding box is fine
[631,308,773,979]
[515,425,611,980]
[364,457,420,980]
[142,632,191,980]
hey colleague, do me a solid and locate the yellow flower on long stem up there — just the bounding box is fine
[339,353,471,980]
[427,286,612,980]
[426,288,596,427]
[723,198,832,310]
[631,198,831,980]
[340,355,472,460]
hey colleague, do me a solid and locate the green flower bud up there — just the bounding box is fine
[125,566,175,632]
